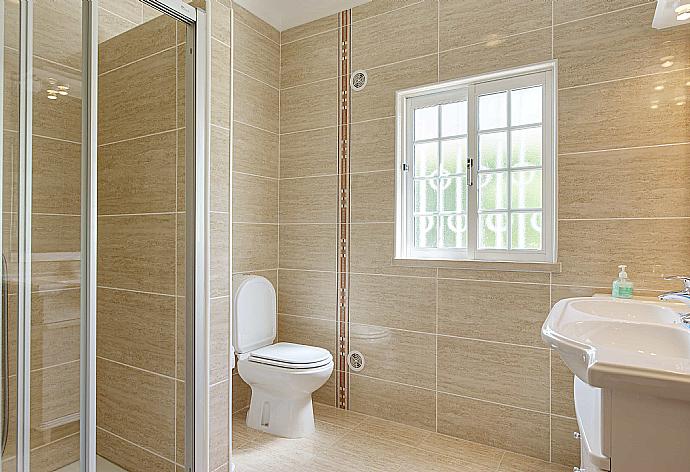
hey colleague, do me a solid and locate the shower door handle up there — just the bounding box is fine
[1,254,8,455]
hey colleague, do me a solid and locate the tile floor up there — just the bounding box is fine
[233,403,572,472]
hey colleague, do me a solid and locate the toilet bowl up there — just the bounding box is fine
[233,275,334,438]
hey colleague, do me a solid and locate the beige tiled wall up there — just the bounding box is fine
[276,0,690,467]
[230,3,280,423]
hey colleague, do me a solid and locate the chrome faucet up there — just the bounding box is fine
[659,275,690,324]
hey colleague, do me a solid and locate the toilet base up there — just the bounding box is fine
[245,388,316,438]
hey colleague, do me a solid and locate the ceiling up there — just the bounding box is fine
[234,0,372,31]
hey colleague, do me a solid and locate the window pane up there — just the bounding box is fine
[478,213,508,249]
[440,177,465,213]
[479,131,507,170]
[441,101,467,137]
[511,126,542,168]
[478,172,508,210]
[441,138,467,175]
[440,215,467,248]
[511,86,542,126]
[478,91,507,130]
[414,105,438,141]
[511,212,542,250]
[414,142,438,177]
[415,215,438,248]
[511,169,542,209]
[415,179,438,213]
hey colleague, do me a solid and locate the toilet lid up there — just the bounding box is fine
[248,342,332,369]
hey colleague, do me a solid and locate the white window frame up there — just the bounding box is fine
[395,61,557,264]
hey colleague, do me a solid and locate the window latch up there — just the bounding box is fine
[466,158,474,186]
[402,163,409,171]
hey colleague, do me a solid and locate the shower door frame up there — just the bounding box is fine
[7,1,211,471]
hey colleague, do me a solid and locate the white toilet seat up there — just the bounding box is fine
[248,342,332,370]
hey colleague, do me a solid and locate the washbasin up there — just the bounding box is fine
[543,297,690,399]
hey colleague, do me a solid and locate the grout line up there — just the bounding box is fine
[559,66,690,91]
[280,75,338,91]
[559,141,690,156]
[234,68,279,92]
[32,133,81,146]
[233,170,279,181]
[99,43,179,77]
[552,0,657,27]
[97,355,180,382]
[279,123,338,136]
[559,216,690,221]
[97,285,176,298]
[97,426,181,467]
[99,5,139,27]
[438,389,551,416]
[234,17,280,47]
[98,211,177,217]
[98,127,183,147]
[280,168,394,180]
[212,35,232,49]
[234,119,279,136]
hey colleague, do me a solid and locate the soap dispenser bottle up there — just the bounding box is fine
[612,264,633,299]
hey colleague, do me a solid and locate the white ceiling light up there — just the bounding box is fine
[653,0,690,28]
[234,0,372,31]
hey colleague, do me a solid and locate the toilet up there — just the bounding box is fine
[232,275,334,438]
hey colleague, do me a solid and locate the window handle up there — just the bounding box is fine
[466,158,474,186]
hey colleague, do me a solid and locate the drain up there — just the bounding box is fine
[350,70,368,91]
[347,350,365,372]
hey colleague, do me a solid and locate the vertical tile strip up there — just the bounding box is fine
[336,9,352,410]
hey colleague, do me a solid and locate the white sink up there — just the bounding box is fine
[544,297,690,471]
[542,297,690,399]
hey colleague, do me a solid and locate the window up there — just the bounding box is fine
[395,64,556,263]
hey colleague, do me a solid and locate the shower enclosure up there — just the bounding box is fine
[1,0,210,470]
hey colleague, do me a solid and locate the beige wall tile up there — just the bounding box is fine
[177,44,187,129]
[551,350,576,418]
[34,59,82,143]
[99,8,137,43]
[281,29,338,88]
[33,0,83,70]
[280,78,338,134]
[176,380,185,464]
[351,55,438,123]
[99,14,177,73]
[177,297,186,380]
[210,125,231,213]
[210,297,230,384]
[279,224,336,271]
[232,223,278,272]
[233,122,279,178]
[102,429,178,472]
[98,131,177,215]
[209,380,230,471]
[313,370,337,407]
[349,273,436,332]
[211,40,232,129]
[350,374,436,430]
[555,3,690,88]
[100,0,142,23]
[440,28,552,81]
[437,393,550,461]
[438,279,550,347]
[279,176,337,223]
[31,361,79,437]
[235,20,280,88]
[350,222,436,277]
[352,1,437,71]
[232,172,278,223]
[98,214,176,294]
[96,358,176,459]
[232,372,252,413]
[210,0,232,45]
[554,218,690,290]
[350,171,394,223]
[350,118,395,173]
[439,0,552,51]
[278,269,337,319]
[29,433,80,472]
[559,69,690,153]
[98,49,176,144]
[559,144,690,219]
[280,127,338,178]
[352,0,422,22]
[277,314,336,358]
[234,71,279,133]
[554,0,655,25]
[32,136,81,215]
[351,326,436,389]
[281,14,339,44]
[233,4,280,44]
[438,268,551,284]
[438,337,550,411]
[97,288,176,376]
[210,212,230,297]
[551,416,580,467]
[498,452,571,472]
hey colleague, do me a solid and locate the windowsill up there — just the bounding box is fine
[391,257,561,273]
